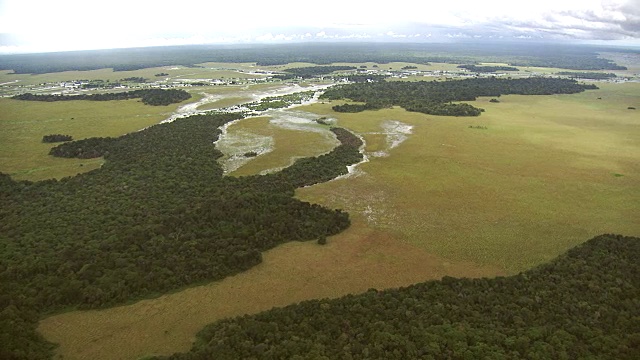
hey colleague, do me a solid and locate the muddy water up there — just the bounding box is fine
[213,85,338,174]
[163,83,333,123]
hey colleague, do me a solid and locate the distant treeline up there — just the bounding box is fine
[557,72,617,79]
[41,134,73,143]
[458,64,519,72]
[0,113,363,358]
[322,77,598,116]
[154,234,640,360]
[120,76,147,83]
[281,65,357,78]
[12,89,191,106]
[0,42,630,74]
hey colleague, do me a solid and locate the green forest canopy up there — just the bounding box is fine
[322,77,598,116]
[0,113,363,359]
[0,58,634,359]
[155,234,640,360]
[557,72,617,79]
[12,89,192,106]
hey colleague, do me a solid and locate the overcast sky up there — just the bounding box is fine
[0,0,638,53]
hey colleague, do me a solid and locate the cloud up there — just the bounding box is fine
[477,0,640,40]
[0,0,638,53]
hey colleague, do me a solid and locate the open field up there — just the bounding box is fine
[0,80,331,182]
[194,82,298,111]
[0,97,190,181]
[224,116,337,176]
[299,83,640,271]
[196,96,252,110]
[38,81,639,359]
[0,62,270,86]
[39,217,501,360]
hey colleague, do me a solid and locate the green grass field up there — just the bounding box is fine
[298,82,639,271]
[37,79,640,360]
[0,97,186,181]
[225,116,337,176]
[196,96,252,110]
[2,56,632,359]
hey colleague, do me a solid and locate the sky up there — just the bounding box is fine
[0,0,639,54]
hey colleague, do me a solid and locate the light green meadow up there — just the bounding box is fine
[0,97,185,181]
[31,70,640,360]
[297,82,640,272]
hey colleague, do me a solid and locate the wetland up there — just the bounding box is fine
[0,44,638,359]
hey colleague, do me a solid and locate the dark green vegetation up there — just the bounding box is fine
[0,114,363,359]
[557,72,617,79]
[457,65,519,72]
[41,134,73,143]
[0,43,630,74]
[48,136,116,159]
[323,77,597,116]
[281,66,357,78]
[244,91,315,111]
[271,127,362,188]
[80,79,120,89]
[153,234,640,360]
[12,89,191,106]
[120,76,147,83]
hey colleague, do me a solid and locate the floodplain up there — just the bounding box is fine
[36,76,640,359]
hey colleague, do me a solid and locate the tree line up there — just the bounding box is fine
[154,234,640,360]
[12,89,192,106]
[0,43,629,75]
[41,134,73,143]
[322,77,598,117]
[273,66,358,80]
[557,72,617,79]
[458,64,519,72]
[0,113,363,359]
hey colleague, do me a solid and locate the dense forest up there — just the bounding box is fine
[154,234,640,360]
[323,77,598,116]
[12,89,192,106]
[557,72,617,79]
[0,43,630,74]
[0,113,363,359]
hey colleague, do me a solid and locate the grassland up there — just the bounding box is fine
[224,116,337,176]
[196,96,252,110]
[299,82,639,270]
[0,97,189,181]
[0,62,269,85]
[37,79,639,359]
[0,73,335,182]
[39,217,500,360]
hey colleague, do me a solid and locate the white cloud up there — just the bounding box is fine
[0,0,638,53]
